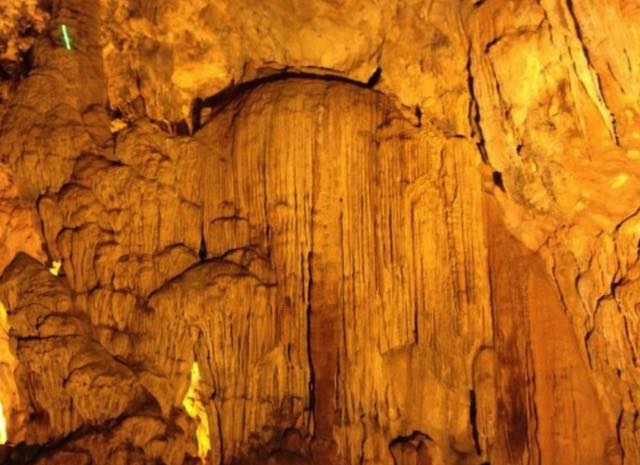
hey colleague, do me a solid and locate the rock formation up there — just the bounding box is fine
[0,0,638,464]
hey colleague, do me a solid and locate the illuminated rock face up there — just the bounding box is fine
[0,1,638,465]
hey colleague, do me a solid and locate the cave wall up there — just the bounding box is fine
[0,1,639,464]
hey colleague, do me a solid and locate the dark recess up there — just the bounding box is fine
[492,171,505,192]
[0,48,34,82]
[191,97,204,131]
[388,430,432,448]
[366,66,382,88]
[389,431,433,465]
[107,106,123,120]
[172,120,190,136]
[469,389,482,456]
[37,0,54,13]
[198,234,207,261]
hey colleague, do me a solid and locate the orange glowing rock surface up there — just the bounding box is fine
[0,1,639,464]
[0,401,6,445]
[0,300,9,446]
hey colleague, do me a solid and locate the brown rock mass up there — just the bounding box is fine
[0,1,639,464]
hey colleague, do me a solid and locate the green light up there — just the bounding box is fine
[60,24,72,50]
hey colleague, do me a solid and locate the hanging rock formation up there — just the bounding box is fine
[0,1,638,465]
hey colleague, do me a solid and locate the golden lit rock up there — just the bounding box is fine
[0,1,638,464]
[0,400,6,445]
[48,260,62,276]
[182,363,211,462]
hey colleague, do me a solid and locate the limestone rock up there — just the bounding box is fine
[0,1,638,465]
[0,0,48,103]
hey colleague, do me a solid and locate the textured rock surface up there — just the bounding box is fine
[0,0,47,104]
[0,1,638,465]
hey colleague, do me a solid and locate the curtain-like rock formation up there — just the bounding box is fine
[0,1,638,465]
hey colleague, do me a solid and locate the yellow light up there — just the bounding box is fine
[49,260,62,276]
[0,399,6,445]
[611,173,630,189]
[182,362,211,462]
